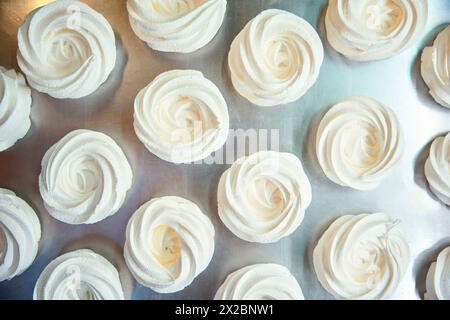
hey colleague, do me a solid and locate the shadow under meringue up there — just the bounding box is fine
[413,238,450,299]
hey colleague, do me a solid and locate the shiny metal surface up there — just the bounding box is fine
[0,0,449,300]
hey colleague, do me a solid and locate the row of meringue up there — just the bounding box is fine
[27,194,304,300]
[33,249,303,300]
[13,121,449,236]
[2,187,447,300]
[9,0,447,110]
[28,210,450,300]
[5,102,446,234]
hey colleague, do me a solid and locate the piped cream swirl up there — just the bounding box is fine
[425,247,450,300]
[127,0,227,53]
[134,69,229,164]
[214,264,304,300]
[39,129,133,225]
[17,0,116,99]
[0,67,32,151]
[316,96,404,190]
[217,151,312,243]
[313,213,410,300]
[424,133,450,206]
[124,196,215,293]
[228,9,324,107]
[0,188,41,282]
[325,0,428,61]
[34,249,124,300]
[421,26,450,109]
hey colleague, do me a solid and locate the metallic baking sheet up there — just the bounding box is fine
[0,0,449,300]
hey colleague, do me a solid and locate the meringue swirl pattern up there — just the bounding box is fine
[228,9,324,107]
[316,96,404,190]
[325,0,428,61]
[0,189,41,282]
[217,151,312,243]
[34,249,124,300]
[313,213,410,300]
[17,0,116,99]
[124,196,215,293]
[39,129,133,225]
[127,0,227,53]
[0,67,32,151]
[425,247,450,300]
[421,26,450,109]
[134,69,229,164]
[424,133,450,206]
[215,264,304,300]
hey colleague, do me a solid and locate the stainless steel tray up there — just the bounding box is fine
[0,0,449,300]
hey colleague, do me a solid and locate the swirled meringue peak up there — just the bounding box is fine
[325,0,428,61]
[421,26,450,109]
[17,0,116,99]
[124,196,215,293]
[228,9,324,107]
[127,0,227,53]
[316,96,404,190]
[134,69,229,164]
[217,151,312,243]
[39,129,133,225]
[425,247,450,300]
[424,133,450,206]
[0,67,32,152]
[215,264,304,300]
[34,249,124,300]
[313,213,410,300]
[0,188,41,282]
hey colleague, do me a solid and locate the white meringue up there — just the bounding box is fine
[39,129,133,225]
[325,0,428,61]
[421,26,450,109]
[34,249,124,300]
[425,247,450,300]
[316,96,404,190]
[17,0,116,99]
[313,213,410,300]
[228,9,324,107]
[424,133,450,206]
[214,263,304,300]
[134,69,229,164]
[0,67,32,152]
[0,189,41,282]
[127,0,227,53]
[217,151,312,243]
[124,196,215,293]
